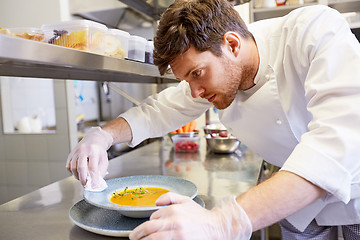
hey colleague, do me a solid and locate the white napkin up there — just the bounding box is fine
[84,172,108,192]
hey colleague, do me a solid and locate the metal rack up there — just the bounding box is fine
[0,34,176,84]
[250,0,360,22]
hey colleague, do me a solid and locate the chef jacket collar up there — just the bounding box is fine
[249,26,268,85]
[241,27,270,96]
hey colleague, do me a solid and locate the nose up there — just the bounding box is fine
[188,81,205,98]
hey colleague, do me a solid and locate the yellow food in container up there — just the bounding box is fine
[103,29,130,59]
[0,27,45,42]
[41,20,108,54]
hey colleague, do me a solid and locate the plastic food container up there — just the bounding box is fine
[172,134,200,153]
[127,35,147,62]
[0,27,44,42]
[145,40,154,64]
[41,20,108,54]
[168,131,199,143]
[104,29,130,58]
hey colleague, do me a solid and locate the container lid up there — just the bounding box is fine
[108,29,130,38]
[146,40,154,51]
[129,35,147,44]
[0,27,44,41]
[41,20,108,32]
[6,27,43,34]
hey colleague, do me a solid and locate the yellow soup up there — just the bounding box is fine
[110,186,169,206]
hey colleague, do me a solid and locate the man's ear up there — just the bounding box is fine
[223,32,241,57]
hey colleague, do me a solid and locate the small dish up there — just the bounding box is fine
[171,134,200,153]
[127,35,147,62]
[168,130,199,142]
[206,134,240,153]
[69,196,205,237]
[203,123,227,135]
[83,175,198,218]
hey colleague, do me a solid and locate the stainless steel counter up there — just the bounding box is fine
[0,137,263,239]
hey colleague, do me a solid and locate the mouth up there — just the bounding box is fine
[207,94,216,103]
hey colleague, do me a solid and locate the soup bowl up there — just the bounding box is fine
[83,175,198,218]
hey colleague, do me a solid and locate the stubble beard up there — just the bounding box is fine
[215,55,256,110]
[213,58,245,110]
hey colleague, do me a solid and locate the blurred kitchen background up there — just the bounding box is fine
[0,0,359,209]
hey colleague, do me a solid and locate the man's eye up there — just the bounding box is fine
[192,70,201,77]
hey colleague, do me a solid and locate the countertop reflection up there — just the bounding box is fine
[0,137,263,240]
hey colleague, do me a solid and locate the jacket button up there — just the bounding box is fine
[276,119,282,125]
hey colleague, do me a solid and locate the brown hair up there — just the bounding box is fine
[153,0,253,75]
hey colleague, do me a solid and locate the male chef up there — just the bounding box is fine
[66,0,360,239]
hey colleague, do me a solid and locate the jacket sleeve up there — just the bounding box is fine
[281,6,360,204]
[119,80,211,147]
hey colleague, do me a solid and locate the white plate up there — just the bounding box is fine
[69,197,205,237]
[83,175,198,218]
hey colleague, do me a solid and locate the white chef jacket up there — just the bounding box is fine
[120,5,360,231]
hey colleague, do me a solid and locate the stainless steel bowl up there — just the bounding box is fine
[206,136,240,153]
[203,124,227,135]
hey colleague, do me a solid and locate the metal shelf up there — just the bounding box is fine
[251,3,317,21]
[250,0,360,22]
[252,2,316,13]
[328,0,360,14]
[0,34,176,84]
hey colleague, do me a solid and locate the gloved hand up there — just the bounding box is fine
[129,192,252,240]
[66,127,113,189]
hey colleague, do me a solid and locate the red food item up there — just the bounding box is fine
[275,0,286,6]
[175,140,199,152]
[219,131,228,137]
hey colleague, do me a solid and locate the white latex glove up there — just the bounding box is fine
[66,127,113,189]
[84,171,109,192]
[129,192,252,240]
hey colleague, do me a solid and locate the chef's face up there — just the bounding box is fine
[170,45,255,110]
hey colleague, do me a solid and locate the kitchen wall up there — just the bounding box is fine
[1,77,57,132]
[0,79,77,204]
[0,0,78,204]
[100,82,157,121]
[0,0,70,27]
[74,80,100,122]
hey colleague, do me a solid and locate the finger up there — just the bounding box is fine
[155,192,190,206]
[70,153,80,180]
[65,152,73,173]
[139,230,176,240]
[150,203,183,221]
[88,154,100,188]
[77,154,89,185]
[151,195,197,221]
[130,219,168,240]
[98,151,109,178]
